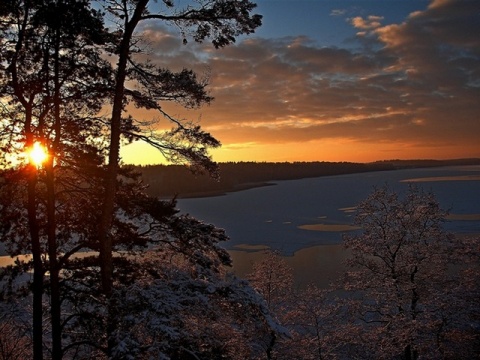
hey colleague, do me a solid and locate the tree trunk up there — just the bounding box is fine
[46,159,62,360]
[404,344,418,360]
[8,3,44,356]
[27,165,44,360]
[266,331,276,360]
[97,1,149,356]
[47,23,63,360]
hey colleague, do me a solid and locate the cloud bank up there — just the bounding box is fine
[125,0,480,163]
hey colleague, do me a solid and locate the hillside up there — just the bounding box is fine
[133,158,480,199]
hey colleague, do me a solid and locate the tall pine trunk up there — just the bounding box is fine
[97,1,149,356]
[46,22,63,360]
[26,122,44,360]
[8,3,44,357]
[27,168,44,360]
[46,159,61,360]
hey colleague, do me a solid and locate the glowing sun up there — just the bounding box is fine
[28,142,48,167]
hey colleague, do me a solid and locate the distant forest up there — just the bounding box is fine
[133,158,480,199]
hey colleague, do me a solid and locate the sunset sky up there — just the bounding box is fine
[120,0,480,165]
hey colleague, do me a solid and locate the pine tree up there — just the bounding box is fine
[0,2,289,358]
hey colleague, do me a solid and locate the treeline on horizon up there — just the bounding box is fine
[133,158,480,198]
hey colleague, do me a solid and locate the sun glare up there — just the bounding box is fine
[28,142,48,167]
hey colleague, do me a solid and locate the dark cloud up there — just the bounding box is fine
[129,0,480,161]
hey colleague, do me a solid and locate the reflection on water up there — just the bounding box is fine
[0,254,31,268]
[446,213,480,221]
[298,224,360,231]
[229,244,350,289]
[401,175,480,182]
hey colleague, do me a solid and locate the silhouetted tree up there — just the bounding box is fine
[1,1,283,359]
[0,1,109,358]
[94,1,262,354]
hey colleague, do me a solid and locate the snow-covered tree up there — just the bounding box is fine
[339,185,480,359]
[248,250,294,314]
[0,302,32,360]
[277,284,341,360]
[246,186,479,359]
[247,250,293,359]
[55,193,287,359]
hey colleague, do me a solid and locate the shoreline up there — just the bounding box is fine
[157,161,480,200]
[162,181,275,200]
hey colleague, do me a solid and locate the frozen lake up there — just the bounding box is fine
[1,165,479,287]
[177,165,480,286]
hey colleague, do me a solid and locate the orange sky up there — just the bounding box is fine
[120,0,480,165]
